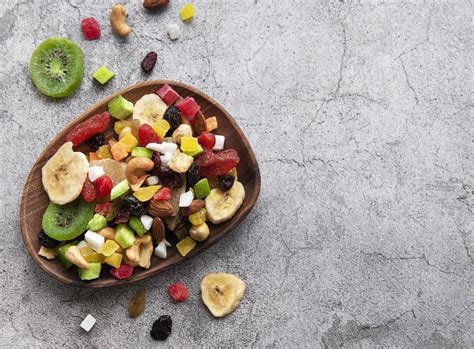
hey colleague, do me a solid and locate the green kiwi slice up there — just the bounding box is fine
[42,198,94,241]
[29,37,84,98]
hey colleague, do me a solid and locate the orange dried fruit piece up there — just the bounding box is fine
[111,142,129,161]
[133,185,161,202]
[206,117,218,132]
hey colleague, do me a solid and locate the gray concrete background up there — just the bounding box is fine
[0,0,472,347]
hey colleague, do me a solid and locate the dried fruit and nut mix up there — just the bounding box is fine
[38,85,246,281]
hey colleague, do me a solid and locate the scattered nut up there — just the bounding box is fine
[148,198,173,217]
[143,0,169,9]
[189,223,210,241]
[180,199,204,216]
[65,245,90,269]
[151,217,165,242]
[172,124,193,144]
[130,175,148,192]
[125,157,154,185]
[110,4,132,37]
[128,287,146,318]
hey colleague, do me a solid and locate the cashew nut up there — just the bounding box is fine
[125,157,154,185]
[125,234,152,264]
[110,4,132,37]
[65,245,90,269]
[172,124,193,144]
[139,239,154,269]
[97,227,115,240]
[189,223,210,241]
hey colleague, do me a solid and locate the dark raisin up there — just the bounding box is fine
[163,106,181,132]
[150,315,172,340]
[157,166,183,188]
[217,174,235,191]
[141,51,157,73]
[114,207,130,224]
[38,229,60,248]
[151,152,162,176]
[123,194,147,216]
[85,132,105,151]
[186,162,200,187]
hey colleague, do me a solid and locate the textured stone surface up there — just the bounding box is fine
[0,0,472,347]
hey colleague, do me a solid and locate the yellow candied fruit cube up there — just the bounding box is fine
[80,247,105,263]
[111,142,128,161]
[119,133,138,152]
[179,3,195,22]
[97,145,112,159]
[189,208,206,226]
[206,116,218,132]
[114,120,132,134]
[105,252,123,268]
[176,236,196,257]
[133,185,161,202]
[152,119,170,138]
[180,136,199,153]
[98,240,120,257]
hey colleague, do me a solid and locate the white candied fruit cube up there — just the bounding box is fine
[167,23,180,40]
[213,135,225,151]
[146,142,177,154]
[84,230,105,252]
[146,175,159,186]
[80,314,96,332]
[88,166,105,182]
[160,152,173,167]
[155,240,167,259]
[140,215,153,231]
[179,191,194,207]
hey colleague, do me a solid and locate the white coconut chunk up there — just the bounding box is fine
[80,314,96,332]
[84,230,105,252]
[88,166,105,182]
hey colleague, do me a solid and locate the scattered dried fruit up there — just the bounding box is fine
[81,17,101,40]
[168,282,189,302]
[150,315,172,340]
[128,287,146,318]
[141,51,158,73]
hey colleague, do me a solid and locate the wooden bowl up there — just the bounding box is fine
[20,80,260,288]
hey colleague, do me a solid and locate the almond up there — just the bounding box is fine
[148,199,173,217]
[193,111,207,135]
[180,199,204,216]
[143,0,169,9]
[151,217,165,242]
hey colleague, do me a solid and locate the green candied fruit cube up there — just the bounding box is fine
[108,95,134,120]
[87,214,107,231]
[57,242,76,269]
[78,262,102,281]
[110,179,130,201]
[194,178,211,199]
[93,66,115,85]
[131,147,153,159]
[115,224,136,249]
[129,216,147,236]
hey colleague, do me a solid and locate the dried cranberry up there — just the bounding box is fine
[123,194,147,216]
[200,149,240,177]
[114,207,130,224]
[81,177,96,202]
[150,315,172,340]
[138,124,160,146]
[95,175,113,198]
[186,162,200,187]
[198,132,216,150]
[38,229,60,248]
[157,166,182,188]
[168,283,189,302]
[95,202,112,216]
[141,51,157,73]
[65,112,110,146]
[110,263,134,279]
[85,132,105,151]
[81,17,101,40]
[163,106,181,132]
[217,173,235,191]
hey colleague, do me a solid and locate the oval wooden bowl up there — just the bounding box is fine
[20,80,260,288]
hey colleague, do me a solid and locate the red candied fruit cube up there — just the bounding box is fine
[154,187,171,200]
[95,175,113,198]
[81,177,96,203]
[138,124,161,146]
[81,18,101,40]
[198,132,216,150]
[110,263,134,280]
[156,84,180,106]
[66,112,110,146]
[199,149,240,177]
[95,202,112,216]
[168,282,189,302]
[176,97,200,123]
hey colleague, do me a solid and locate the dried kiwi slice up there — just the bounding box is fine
[42,198,94,241]
[29,37,84,98]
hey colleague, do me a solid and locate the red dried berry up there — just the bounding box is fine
[199,149,240,177]
[81,17,101,40]
[66,112,110,146]
[138,124,161,147]
[195,149,216,168]
[110,263,134,279]
[198,132,216,150]
[153,187,171,200]
[81,177,96,202]
[141,51,157,73]
[95,202,112,216]
[156,84,179,106]
[95,175,113,198]
[168,282,189,302]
